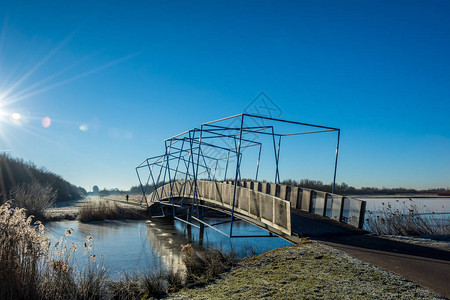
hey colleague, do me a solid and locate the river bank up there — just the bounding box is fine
[170,240,443,299]
[45,195,144,220]
[41,196,449,298]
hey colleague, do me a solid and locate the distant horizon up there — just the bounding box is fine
[3,151,448,193]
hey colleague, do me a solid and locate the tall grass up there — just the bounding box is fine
[110,271,181,299]
[0,202,48,299]
[181,244,238,286]
[1,200,238,299]
[366,199,450,235]
[0,201,108,299]
[109,244,237,298]
[40,233,109,300]
[77,201,147,222]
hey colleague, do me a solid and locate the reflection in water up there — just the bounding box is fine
[45,217,291,278]
[146,219,186,276]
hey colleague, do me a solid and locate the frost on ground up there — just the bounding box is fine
[170,240,443,300]
[382,235,450,249]
[45,195,144,220]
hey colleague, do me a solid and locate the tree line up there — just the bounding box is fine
[88,184,157,197]
[0,153,86,202]
[281,179,449,196]
[111,179,449,196]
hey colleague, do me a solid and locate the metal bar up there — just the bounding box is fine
[242,113,339,130]
[230,114,245,237]
[191,129,201,213]
[165,127,198,141]
[224,150,230,180]
[224,234,276,238]
[200,147,212,180]
[256,143,262,181]
[174,216,201,228]
[147,160,160,203]
[202,124,335,139]
[148,160,209,176]
[135,167,148,208]
[201,113,243,125]
[213,159,219,180]
[191,216,231,237]
[280,129,337,136]
[271,126,279,184]
[145,159,157,202]
[210,219,234,226]
[158,201,185,208]
[276,135,282,184]
[332,130,340,194]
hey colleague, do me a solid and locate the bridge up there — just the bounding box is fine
[146,179,366,243]
[134,113,450,298]
[136,114,366,242]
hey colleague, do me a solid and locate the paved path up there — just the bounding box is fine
[291,209,450,298]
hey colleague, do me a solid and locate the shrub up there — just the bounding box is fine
[10,180,56,220]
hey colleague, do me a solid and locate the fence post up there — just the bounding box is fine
[358,201,367,229]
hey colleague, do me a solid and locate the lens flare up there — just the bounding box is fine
[79,124,89,131]
[9,112,30,126]
[42,117,51,128]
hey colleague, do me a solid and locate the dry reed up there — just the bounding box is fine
[1,200,239,299]
[181,244,238,286]
[78,201,146,223]
[366,199,450,235]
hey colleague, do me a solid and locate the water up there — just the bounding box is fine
[358,197,450,214]
[44,217,291,277]
[356,197,450,231]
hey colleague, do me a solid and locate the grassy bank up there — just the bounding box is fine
[170,241,442,299]
[2,199,444,299]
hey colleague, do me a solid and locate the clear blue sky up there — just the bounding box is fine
[0,0,449,191]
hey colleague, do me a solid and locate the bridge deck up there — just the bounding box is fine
[291,208,366,238]
[147,180,368,244]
